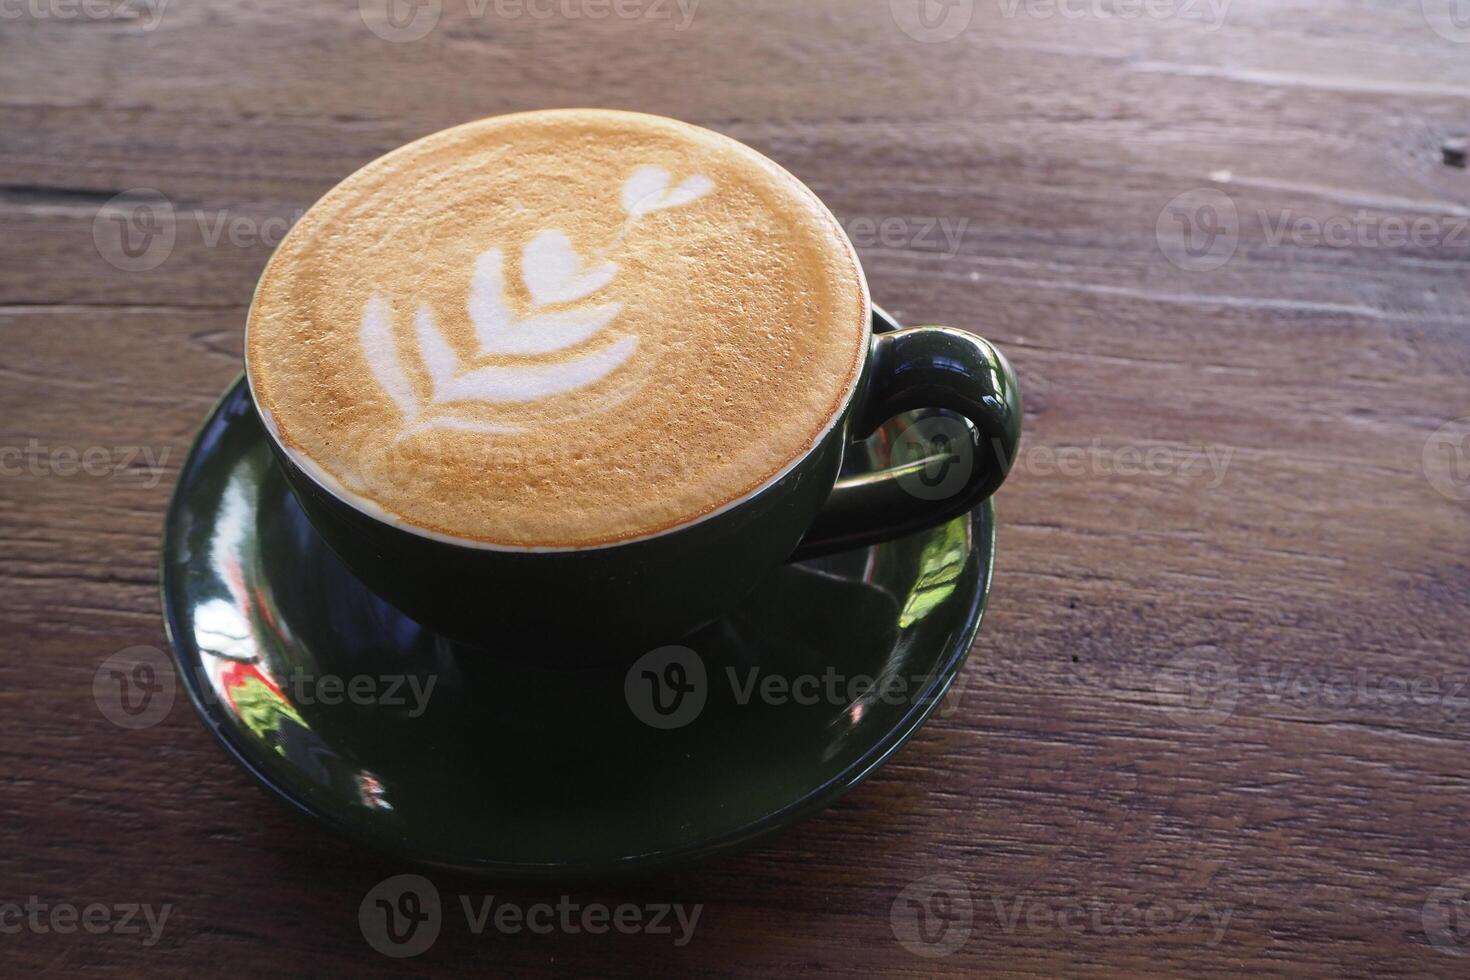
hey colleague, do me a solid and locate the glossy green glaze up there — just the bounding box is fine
[796,326,1021,558]
[160,318,1002,877]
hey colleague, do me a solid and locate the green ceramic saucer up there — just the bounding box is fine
[160,309,997,878]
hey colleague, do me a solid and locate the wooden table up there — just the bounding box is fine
[3,0,1468,975]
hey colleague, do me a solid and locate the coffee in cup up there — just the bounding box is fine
[247,108,870,549]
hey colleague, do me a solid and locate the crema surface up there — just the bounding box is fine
[247,109,868,548]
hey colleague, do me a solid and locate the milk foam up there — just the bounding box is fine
[247,109,869,548]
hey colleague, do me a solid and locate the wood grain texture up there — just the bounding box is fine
[2,0,1468,975]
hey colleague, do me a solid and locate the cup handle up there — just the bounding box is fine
[789,326,1022,561]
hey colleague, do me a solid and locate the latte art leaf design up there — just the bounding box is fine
[468,246,622,356]
[358,167,714,436]
[521,230,618,307]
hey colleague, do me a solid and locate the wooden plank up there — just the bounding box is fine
[2,0,1468,975]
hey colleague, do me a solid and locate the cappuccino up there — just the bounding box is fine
[247,109,869,548]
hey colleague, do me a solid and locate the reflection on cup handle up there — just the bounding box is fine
[790,327,1022,561]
